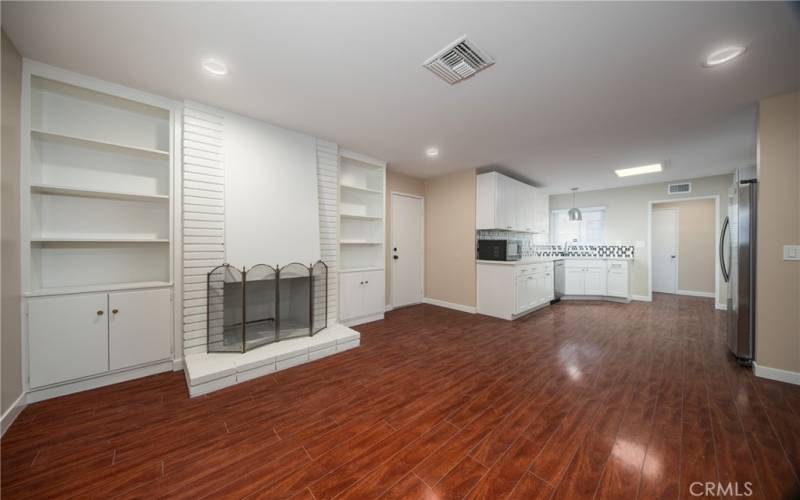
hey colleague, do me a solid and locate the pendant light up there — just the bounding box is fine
[568,187,582,221]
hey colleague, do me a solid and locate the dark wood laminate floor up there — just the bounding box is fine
[2,294,800,499]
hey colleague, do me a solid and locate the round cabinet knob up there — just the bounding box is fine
[112,309,119,314]
[393,255,399,260]
[365,281,369,284]
[96,310,104,316]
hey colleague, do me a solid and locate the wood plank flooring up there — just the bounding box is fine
[3,294,800,499]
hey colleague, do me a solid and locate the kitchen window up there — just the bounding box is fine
[550,207,606,245]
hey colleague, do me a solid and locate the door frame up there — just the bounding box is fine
[651,207,679,295]
[646,195,720,307]
[390,192,425,309]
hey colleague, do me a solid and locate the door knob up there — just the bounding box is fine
[96,310,104,316]
[393,255,399,260]
[112,309,119,314]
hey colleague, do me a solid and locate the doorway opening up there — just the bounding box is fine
[648,196,721,306]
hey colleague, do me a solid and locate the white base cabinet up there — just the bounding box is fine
[559,259,631,300]
[478,261,554,320]
[339,269,385,326]
[27,287,172,389]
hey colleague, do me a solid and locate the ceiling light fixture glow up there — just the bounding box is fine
[615,163,663,177]
[426,147,439,157]
[703,46,746,67]
[202,58,228,76]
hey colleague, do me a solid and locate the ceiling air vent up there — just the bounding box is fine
[423,36,494,85]
[668,182,692,195]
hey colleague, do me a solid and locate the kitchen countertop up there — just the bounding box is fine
[477,256,634,265]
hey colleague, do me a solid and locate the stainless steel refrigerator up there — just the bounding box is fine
[720,167,757,365]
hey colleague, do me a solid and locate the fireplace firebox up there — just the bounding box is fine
[207,261,328,353]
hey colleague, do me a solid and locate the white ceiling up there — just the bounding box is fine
[3,2,799,193]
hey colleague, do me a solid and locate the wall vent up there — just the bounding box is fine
[423,36,494,85]
[668,182,692,195]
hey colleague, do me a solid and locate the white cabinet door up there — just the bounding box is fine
[28,293,109,388]
[516,277,529,313]
[564,268,585,295]
[339,272,364,321]
[584,266,608,296]
[361,270,385,317]
[607,270,629,298]
[475,173,497,230]
[109,289,171,371]
[533,189,549,234]
[543,268,555,302]
[496,174,517,231]
[606,262,630,298]
[520,184,535,233]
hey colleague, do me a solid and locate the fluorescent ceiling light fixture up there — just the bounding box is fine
[615,163,663,177]
[703,46,746,67]
[202,58,228,76]
[426,147,439,157]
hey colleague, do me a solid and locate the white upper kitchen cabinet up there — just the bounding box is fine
[476,172,548,233]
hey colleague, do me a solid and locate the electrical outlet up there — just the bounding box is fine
[784,245,800,261]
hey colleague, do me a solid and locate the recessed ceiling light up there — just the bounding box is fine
[426,147,439,158]
[202,58,228,76]
[615,163,663,177]
[703,46,746,67]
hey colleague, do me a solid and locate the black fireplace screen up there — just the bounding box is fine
[207,260,328,353]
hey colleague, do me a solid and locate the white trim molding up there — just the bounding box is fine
[753,362,800,386]
[423,297,477,314]
[715,303,727,310]
[676,289,716,298]
[1,392,27,437]
[631,294,652,302]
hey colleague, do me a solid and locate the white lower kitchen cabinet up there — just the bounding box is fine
[109,289,172,370]
[339,269,385,326]
[478,261,554,320]
[27,287,173,389]
[559,259,631,301]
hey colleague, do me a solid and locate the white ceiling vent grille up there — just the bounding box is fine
[423,36,494,85]
[668,182,692,195]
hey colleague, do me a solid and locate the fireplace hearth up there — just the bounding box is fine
[207,261,328,353]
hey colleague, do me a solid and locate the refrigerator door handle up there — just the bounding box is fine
[720,215,730,283]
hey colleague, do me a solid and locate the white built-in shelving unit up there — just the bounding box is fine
[338,150,386,325]
[21,61,178,401]
[338,151,386,271]
[24,70,173,295]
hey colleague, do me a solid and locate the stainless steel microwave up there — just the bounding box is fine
[477,240,522,261]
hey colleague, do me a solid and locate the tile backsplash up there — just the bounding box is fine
[476,230,635,259]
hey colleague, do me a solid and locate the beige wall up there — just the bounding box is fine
[1,30,23,415]
[424,169,477,308]
[653,199,716,294]
[385,170,425,305]
[756,90,800,374]
[550,174,732,302]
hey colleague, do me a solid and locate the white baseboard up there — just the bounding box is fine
[26,360,174,403]
[631,294,652,302]
[753,362,800,386]
[715,303,727,311]
[423,297,476,314]
[384,304,393,312]
[677,289,715,298]
[1,392,27,437]
[172,358,184,371]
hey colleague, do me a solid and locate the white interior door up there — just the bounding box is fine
[652,208,678,294]
[391,193,424,308]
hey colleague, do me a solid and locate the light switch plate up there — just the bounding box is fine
[784,245,800,261]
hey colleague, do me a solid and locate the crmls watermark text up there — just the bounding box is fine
[690,482,754,497]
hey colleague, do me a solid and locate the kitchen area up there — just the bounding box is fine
[475,171,634,321]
